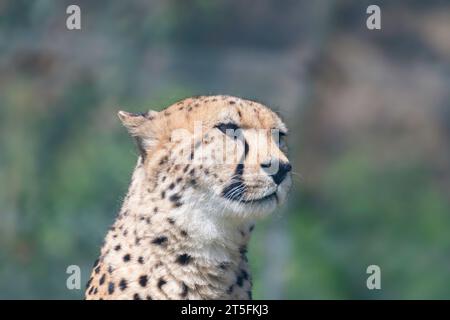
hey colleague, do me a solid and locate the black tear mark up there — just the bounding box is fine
[244,139,249,159]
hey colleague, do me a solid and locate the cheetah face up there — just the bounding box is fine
[191,116,291,219]
[118,95,292,220]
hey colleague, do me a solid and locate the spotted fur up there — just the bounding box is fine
[85,95,291,300]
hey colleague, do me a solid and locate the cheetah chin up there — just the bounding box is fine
[85,95,291,300]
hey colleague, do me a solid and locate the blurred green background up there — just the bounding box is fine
[1,0,450,299]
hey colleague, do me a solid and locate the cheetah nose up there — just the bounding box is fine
[261,160,292,185]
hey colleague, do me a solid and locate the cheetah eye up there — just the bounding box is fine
[272,130,287,146]
[215,123,240,136]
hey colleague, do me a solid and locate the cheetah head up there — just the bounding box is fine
[118,95,291,221]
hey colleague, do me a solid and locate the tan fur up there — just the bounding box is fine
[85,95,291,300]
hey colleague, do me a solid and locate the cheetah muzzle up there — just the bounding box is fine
[85,95,292,300]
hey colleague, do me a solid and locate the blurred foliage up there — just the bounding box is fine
[0,0,449,299]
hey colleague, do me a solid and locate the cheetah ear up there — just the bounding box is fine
[117,110,159,159]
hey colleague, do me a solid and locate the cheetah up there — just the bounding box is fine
[85,95,292,300]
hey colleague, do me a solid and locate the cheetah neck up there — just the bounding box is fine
[86,161,254,300]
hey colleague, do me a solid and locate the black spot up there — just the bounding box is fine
[108,265,113,274]
[119,279,127,291]
[114,244,121,251]
[86,277,93,289]
[138,275,148,287]
[227,285,234,294]
[135,237,141,245]
[249,225,255,232]
[88,286,94,295]
[247,291,253,300]
[167,218,175,225]
[123,254,131,262]
[133,293,141,300]
[108,282,115,294]
[154,207,158,213]
[138,256,144,264]
[169,193,181,202]
[173,202,182,208]
[93,288,98,294]
[169,193,183,207]
[159,156,168,166]
[94,265,100,274]
[181,282,189,298]
[161,191,166,199]
[180,230,188,237]
[219,262,228,270]
[146,295,152,300]
[99,274,105,286]
[158,278,167,289]
[176,253,192,265]
[93,258,99,268]
[241,269,249,280]
[169,183,175,190]
[152,236,168,245]
[236,275,244,287]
